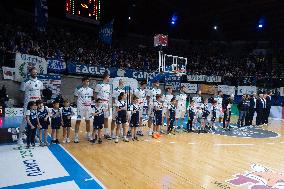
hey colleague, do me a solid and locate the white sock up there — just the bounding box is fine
[104,128,109,135]
[75,133,78,138]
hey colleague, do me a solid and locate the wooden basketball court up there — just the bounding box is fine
[61,119,284,189]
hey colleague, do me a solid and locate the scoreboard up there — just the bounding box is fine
[65,0,101,24]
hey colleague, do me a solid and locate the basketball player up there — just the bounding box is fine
[175,85,188,130]
[74,77,94,143]
[146,80,161,136]
[192,90,203,108]
[19,67,43,145]
[161,86,174,131]
[134,80,147,136]
[94,73,111,139]
[111,79,127,139]
[223,94,234,130]
[214,91,224,123]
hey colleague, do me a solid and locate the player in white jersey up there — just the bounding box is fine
[162,86,174,130]
[146,80,161,135]
[18,68,43,145]
[94,73,111,139]
[134,80,147,136]
[111,79,128,139]
[175,85,188,129]
[192,90,203,108]
[214,90,224,122]
[74,77,94,143]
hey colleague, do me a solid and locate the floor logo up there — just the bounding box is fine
[213,126,279,138]
[226,164,284,189]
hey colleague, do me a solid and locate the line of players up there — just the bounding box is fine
[22,72,231,148]
[20,68,274,148]
[71,73,230,144]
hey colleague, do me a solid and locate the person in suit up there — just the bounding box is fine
[237,95,250,128]
[245,93,255,125]
[246,93,257,126]
[256,93,265,126]
[264,91,272,125]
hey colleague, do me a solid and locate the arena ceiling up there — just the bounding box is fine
[2,0,284,40]
[106,0,284,40]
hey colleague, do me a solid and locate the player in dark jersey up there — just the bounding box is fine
[167,97,177,135]
[50,101,62,144]
[61,99,75,143]
[36,100,50,146]
[91,98,104,144]
[25,101,40,148]
[130,96,141,141]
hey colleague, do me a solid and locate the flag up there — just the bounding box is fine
[35,0,48,32]
[99,20,114,45]
[2,67,15,80]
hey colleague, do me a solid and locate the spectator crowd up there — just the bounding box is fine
[0,17,282,87]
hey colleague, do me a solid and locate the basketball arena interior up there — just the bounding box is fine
[0,0,284,189]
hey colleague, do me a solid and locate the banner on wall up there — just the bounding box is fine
[200,84,217,94]
[164,74,181,90]
[38,74,61,99]
[206,75,222,83]
[218,85,236,95]
[47,58,66,73]
[2,67,15,80]
[237,86,257,95]
[181,83,198,94]
[67,62,151,81]
[187,75,221,83]
[187,75,205,82]
[14,53,47,82]
[4,108,23,117]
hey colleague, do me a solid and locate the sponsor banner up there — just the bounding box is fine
[67,62,111,77]
[206,75,222,83]
[38,74,61,99]
[47,58,66,73]
[67,62,151,80]
[237,86,257,95]
[187,75,222,83]
[164,74,181,90]
[0,145,69,188]
[127,70,150,81]
[187,75,206,82]
[258,87,280,95]
[2,66,15,80]
[218,85,236,95]
[5,108,23,117]
[15,53,48,82]
[200,84,217,94]
[181,83,198,94]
